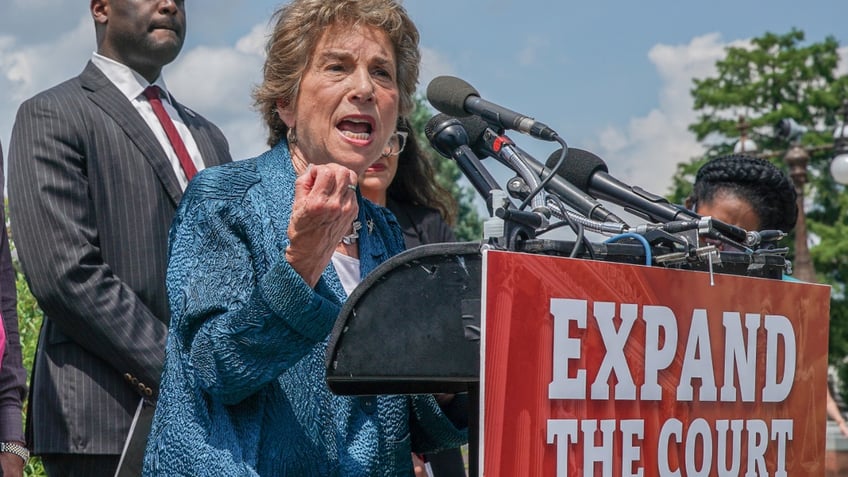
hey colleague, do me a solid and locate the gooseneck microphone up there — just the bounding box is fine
[456,115,625,225]
[548,148,749,243]
[426,75,558,142]
[424,114,502,210]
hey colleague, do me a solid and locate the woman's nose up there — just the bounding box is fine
[349,68,375,102]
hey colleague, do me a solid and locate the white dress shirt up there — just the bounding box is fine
[91,52,205,191]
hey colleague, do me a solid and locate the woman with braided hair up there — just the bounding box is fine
[685,153,797,236]
[685,153,848,437]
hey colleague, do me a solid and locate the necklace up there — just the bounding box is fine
[340,220,362,245]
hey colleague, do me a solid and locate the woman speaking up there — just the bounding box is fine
[143,1,467,475]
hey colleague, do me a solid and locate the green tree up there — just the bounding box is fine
[408,95,483,241]
[670,29,848,384]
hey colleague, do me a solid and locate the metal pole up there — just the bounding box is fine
[784,144,815,282]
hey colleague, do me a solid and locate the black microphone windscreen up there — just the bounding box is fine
[424,113,453,142]
[426,76,478,118]
[547,148,609,193]
[454,115,493,151]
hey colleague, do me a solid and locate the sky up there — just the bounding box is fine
[1,0,846,208]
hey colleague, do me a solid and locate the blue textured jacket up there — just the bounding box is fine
[143,142,466,476]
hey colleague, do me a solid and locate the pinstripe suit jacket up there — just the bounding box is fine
[7,61,232,455]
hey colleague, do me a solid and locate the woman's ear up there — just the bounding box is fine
[684,196,695,211]
[276,98,295,128]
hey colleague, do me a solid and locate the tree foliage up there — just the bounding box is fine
[670,29,848,383]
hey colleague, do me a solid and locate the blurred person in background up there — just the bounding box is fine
[360,117,466,476]
[359,117,457,246]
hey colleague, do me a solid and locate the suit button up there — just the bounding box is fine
[137,383,146,393]
[144,387,153,397]
[124,373,132,382]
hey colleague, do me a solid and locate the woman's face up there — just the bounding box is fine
[279,23,400,176]
[359,150,399,205]
[696,191,761,251]
[696,191,761,232]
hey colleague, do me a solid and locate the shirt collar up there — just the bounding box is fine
[90,52,172,105]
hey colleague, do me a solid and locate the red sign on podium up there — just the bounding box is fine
[481,249,830,476]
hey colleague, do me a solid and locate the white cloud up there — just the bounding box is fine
[419,46,456,94]
[592,33,742,197]
[167,22,271,161]
[0,14,92,158]
[597,126,629,154]
[0,14,91,102]
[235,23,271,57]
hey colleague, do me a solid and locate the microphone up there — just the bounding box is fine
[744,230,786,249]
[549,148,749,243]
[426,75,558,142]
[423,113,502,209]
[457,115,625,224]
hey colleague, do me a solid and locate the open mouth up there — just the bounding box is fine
[337,117,374,143]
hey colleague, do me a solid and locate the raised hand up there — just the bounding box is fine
[286,163,359,287]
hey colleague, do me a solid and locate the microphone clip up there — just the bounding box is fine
[483,191,547,251]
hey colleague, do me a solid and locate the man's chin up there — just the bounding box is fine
[148,33,184,58]
[149,45,183,66]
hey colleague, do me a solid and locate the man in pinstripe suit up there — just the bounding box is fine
[7,1,231,475]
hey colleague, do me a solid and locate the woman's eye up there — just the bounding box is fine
[373,68,393,80]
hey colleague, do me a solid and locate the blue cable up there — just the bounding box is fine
[605,233,652,266]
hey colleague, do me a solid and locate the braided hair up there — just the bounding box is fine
[690,154,798,233]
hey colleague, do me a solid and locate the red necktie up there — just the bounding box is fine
[143,86,198,181]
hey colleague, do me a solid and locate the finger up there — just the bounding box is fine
[310,165,360,209]
[294,163,317,199]
[291,164,358,236]
[346,168,358,189]
[307,163,349,198]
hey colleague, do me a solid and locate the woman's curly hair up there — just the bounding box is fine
[690,154,798,232]
[253,0,420,148]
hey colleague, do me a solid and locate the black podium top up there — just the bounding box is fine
[326,242,482,396]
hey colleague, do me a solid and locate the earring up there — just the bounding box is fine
[286,127,297,145]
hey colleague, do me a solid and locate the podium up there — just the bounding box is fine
[326,242,482,396]
[326,241,825,476]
